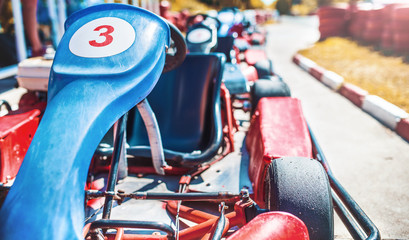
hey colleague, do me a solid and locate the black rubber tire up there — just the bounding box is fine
[265,157,334,240]
[254,59,274,79]
[250,79,291,115]
[260,74,284,82]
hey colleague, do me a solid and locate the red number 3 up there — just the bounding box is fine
[89,25,114,47]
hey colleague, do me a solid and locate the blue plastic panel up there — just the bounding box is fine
[223,63,248,94]
[0,4,169,240]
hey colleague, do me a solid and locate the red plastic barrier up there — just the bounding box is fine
[392,5,409,21]
[317,5,348,40]
[391,5,409,53]
[318,6,347,18]
[393,33,409,52]
[351,8,371,39]
[246,97,312,207]
[361,7,384,44]
[381,4,401,50]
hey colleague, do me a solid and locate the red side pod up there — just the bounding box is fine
[0,109,40,183]
[244,49,268,66]
[246,97,313,208]
[227,212,309,240]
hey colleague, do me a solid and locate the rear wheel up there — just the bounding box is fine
[264,157,334,240]
[254,59,274,79]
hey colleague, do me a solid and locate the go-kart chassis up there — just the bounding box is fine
[80,90,380,240]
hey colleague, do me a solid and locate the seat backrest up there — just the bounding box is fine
[127,53,225,161]
[215,36,235,62]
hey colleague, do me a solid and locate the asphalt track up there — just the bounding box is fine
[266,15,409,239]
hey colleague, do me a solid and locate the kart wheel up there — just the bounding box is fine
[265,157,334,240]
[254,59,274,79]
[250,79,291,114]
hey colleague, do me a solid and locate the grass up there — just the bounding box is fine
[299,37,409,113]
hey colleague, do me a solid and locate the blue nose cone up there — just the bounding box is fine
[0,4,170,240]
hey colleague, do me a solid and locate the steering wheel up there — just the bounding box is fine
[163,21,187,73]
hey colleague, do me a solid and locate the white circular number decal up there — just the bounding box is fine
[69,17,135,58]
[187,28,212,44]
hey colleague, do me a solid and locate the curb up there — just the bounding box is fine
[339,83,368,107]
[293,54,409,142]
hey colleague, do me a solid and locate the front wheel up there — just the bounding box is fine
[264,157,334,240]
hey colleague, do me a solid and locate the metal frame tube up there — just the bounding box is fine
[210,203,227,240]
[308,124,380,240]
[102,114,128,219]
[0,65,18,80]
[47,0,62,47]
[90,219,175,239]
[57,0,67,37]
[11,0,27,61]
[87,191,238,201]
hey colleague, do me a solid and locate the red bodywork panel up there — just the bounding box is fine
[227,212,309,240]
[244,49,268,66]
[0,109,40,183]
[240,64,258,82]
[246,97,313,207]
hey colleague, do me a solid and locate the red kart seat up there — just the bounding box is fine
[0,109,40,183]
[246,97,313,207]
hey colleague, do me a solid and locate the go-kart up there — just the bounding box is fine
[0,4,379,240]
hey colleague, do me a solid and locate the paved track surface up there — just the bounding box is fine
[266,15,409,239]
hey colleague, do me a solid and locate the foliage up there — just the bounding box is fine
[170,0,270,11]
[276,0,292,15]
[170,0,212,12]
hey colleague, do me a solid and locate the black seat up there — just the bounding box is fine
[99,53,225,168]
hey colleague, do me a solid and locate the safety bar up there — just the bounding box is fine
[102,114,128,219]
[308,124,381,240]
[86,190,238,202]
[89,219,175,239]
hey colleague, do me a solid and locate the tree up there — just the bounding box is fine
[276,0,292,15]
